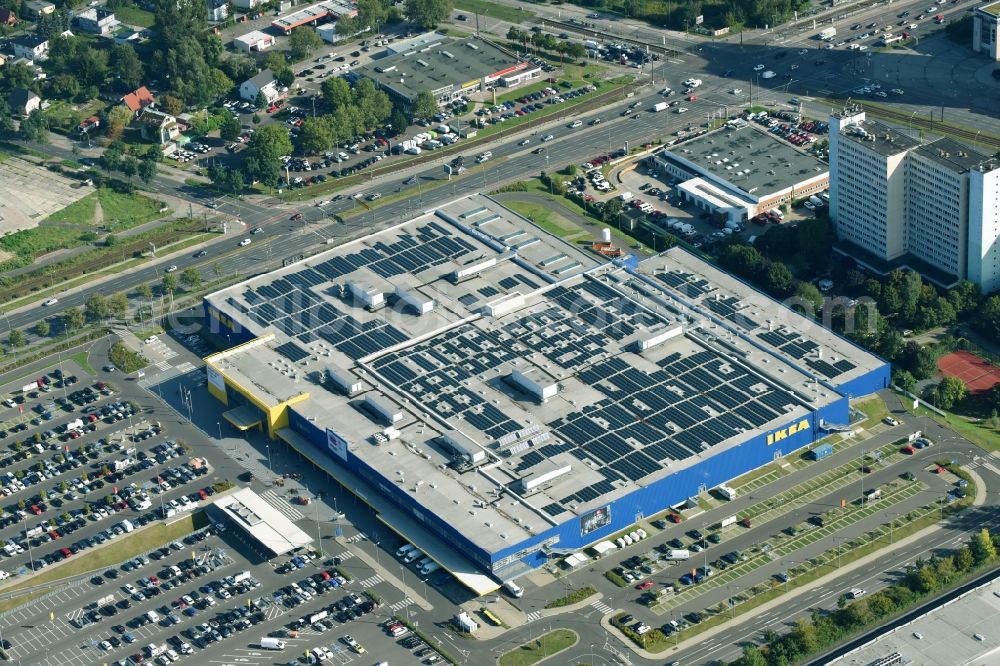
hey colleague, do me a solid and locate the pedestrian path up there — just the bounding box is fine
[358,574,384,588]
[389,597,413,612]
[525,610,542,622]
[590,599,614,615]
[260,488,305,521]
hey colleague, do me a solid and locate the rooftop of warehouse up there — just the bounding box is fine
[659,124,829,198]
[352,36,523,98]
[205,195,883,554]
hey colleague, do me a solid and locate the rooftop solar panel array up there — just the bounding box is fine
[552,348,798,509]
[656,270,714,299]
[371,275,801,512]
[704,294,759,330]
[235,223,478,363]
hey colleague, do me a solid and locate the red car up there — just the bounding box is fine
[901,445,915,455]
[197,489,208,501]
[668,512,682,524]
[30,504,42,515]
[60,547,72,558]
[687,94,698,101]
[636,580,654,591]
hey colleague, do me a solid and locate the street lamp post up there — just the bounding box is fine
[265,443,273,480]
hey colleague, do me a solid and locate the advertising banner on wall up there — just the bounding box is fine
[580,505,611,536]
[207,366,226,394]
[326,428,349,462]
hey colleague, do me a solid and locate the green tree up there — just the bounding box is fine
[49,74,81,100]
[241,124,293,188]
[110,43,145,91]
[794,282,824,317]
[61,307,85,333]
[898,269,923,320]
[765,261,793,296]
[977,295,1000,340]
[971,528,997,564]
[161,94,184,116]
[120,155,139,189]
[357,0,387,30]
[404,0,453,29]
[138,158,157,185]
[390,108,409,136]
[136,283,153,300]
[289,27,323,60]
[335,14,360,36]
[733,645,767,666]
[161,273,178,294]
[412,90,438,121]
[180,267,201,290]
[19,108,49,143]
[718,244,763,280]
[298,117,334,155]
[7,329,25,348]
[105,105,134,141]
[219,114,242,142]
[225,170,244,194]
[602,197,623,224]
[85,293,110,321]
[108,292,129,319]
[34,321,50,338]
[934,376,967,410]
[955,545,974,571]
[322,77,353,111]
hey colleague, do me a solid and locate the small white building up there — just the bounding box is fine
[234,30,275,53]
[233,0,263,9]
[207,0,228,22]
[240,69,279,102]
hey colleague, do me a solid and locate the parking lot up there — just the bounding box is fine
[0,361,219,577]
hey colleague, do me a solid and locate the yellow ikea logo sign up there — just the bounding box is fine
[767,419,809,446]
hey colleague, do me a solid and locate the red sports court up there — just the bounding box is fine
[937,350,1000,393]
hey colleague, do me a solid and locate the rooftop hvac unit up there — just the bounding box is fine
[364,394,403,425]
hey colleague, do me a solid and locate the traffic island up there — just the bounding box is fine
[498,628,578,666]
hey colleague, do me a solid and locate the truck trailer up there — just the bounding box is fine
[818,27,837,40]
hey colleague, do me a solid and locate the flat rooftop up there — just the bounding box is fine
[271,0,355,31]
[838,119,922,157]
[353,36,522,99]
[977,1,1000,16]
[660,124,828,198]
[828,578,1000,666]
[914,136,992,173]
[213,487,313,556]
[206,195,882,556]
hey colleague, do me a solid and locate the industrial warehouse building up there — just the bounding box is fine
[651,123,829,224]
[202,195,888,593]
[350,35,540,107]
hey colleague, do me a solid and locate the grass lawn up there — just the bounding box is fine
[901,399,1000,452]
[855,396,889,428]
[499,629,577,666]
[45,193,97,225]
[69,350,96,375]
[0,512,206,614]
[98,188,168,232]
[504,201,581,239]
[114,3,155,27]
[42,100,103,134]
[454,0,534,23]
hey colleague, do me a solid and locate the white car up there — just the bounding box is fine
[165,265,178,273]
[518,138,530,146]
[892,88,905,95]
[753,64,765,71]
[143,335,159,344]
[43,298,58,306]
[239,238,252,246]
[731,88,743,95]
[797,48,808,55]
[568,120,583,128]
[541,134,554,142]
[675,107,689,114]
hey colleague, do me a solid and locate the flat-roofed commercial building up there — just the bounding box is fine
[651,122,829,224]
[202,195,888,592]
[270,0,356,34]
[350,36,539,107]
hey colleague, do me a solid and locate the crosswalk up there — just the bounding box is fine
[333,551,355,562]
[590,599,614,615]
[175,361,195,374]
[155,360,172,371]
[389,597,413,612]
[260,488,305,521]
[525,610,542,623]
[358,574,383,588]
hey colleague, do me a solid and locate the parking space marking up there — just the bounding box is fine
[259,489,305,521]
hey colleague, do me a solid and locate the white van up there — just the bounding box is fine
[419,561,440,575]
[145,610,160,624]
[503,580,524,598]
[396,543,416,558]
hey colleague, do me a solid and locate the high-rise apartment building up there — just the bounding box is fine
[829,108,1000,291]
[973,1,1000,61]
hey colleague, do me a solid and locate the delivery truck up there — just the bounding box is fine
[652,102,669,112]
[260,637,286,650]
[818,27,837,40]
